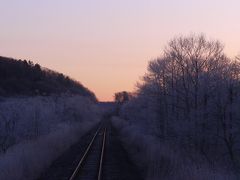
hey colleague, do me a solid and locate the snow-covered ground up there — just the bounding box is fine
[112,117,238,180]
[0,96,102,180]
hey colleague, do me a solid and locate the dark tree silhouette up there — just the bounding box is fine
[114,91,131,104]
[0,56,96,101]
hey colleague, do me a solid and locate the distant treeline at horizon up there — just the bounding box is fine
[0,56,96,100]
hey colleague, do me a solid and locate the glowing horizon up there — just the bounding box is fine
[1,0,240,101]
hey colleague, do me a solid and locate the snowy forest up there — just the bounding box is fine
[114,34,240,179]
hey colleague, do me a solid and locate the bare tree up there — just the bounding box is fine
[134,34,240,166]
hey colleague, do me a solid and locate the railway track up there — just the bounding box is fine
[40,119,143,180]
[69,125,107,180]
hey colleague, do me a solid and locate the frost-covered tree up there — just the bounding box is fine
[120,34,240,169]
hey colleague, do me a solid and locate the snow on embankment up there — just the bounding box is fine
[0,96,101,180]
[112,117,236,180]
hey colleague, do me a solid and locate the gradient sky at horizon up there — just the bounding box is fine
[1,0,240,101]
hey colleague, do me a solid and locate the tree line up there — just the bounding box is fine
[0,56,96,100]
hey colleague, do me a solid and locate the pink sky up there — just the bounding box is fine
[0,0,240,101]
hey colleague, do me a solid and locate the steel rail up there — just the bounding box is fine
[69,126,102,180]
[98,127,106,180]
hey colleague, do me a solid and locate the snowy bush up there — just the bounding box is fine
[0,95,101,180]
[112,117,238,180]
[0,96,99,152]
[0,121,97,180]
